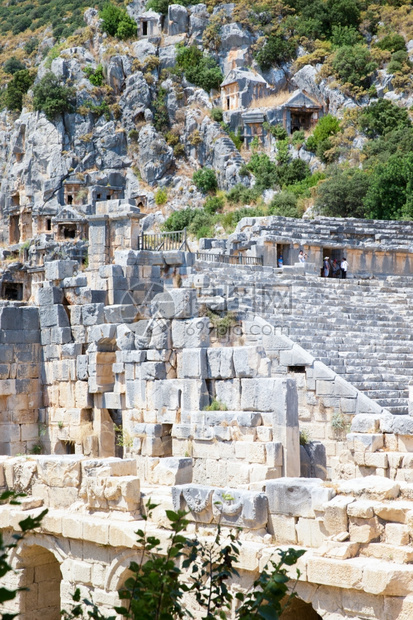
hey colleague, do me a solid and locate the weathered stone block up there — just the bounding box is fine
[266,478,335,517]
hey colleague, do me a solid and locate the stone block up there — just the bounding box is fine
[362,563,413,596]
[233,346,265,378]
[339,476,400,501]
[307,557,364,589]
[37,286,64,306]
[267,513,297,542]
[171,317,210,348]
[44,260,77,281]
[351,414,381,434]
[37,455,83,488]
[151,289,197,319]
[265,442,283,467]
[179,348,207,379]
[323,495,354,536]
[385,523,410,546]
[266,478,335,518]
[296,517,327,547]
[280,344,313,367]
[39,305,70,328]
[347,433,383,453]
[82,304,105,326]
[349,516,382,543]
[151,457,192,485]
[215,379,241,410]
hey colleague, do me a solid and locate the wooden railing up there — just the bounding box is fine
[196,252,263,266]
[137,228,189,251]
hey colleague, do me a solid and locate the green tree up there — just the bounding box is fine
[32,73,74,120]
[306,114,340,161]
[100,4,136,40]
[269,191,300,217]
[255,34,296,71]
[3,57,26,75]
[332,44,377,90]
[176,45,223,92]
[4,69,34,112]
[375,33,406,53]
[364,153,413,220]
[247,153,278,191]
[315,167,370,217]
[359,99,411,138]
[193,168,218,193]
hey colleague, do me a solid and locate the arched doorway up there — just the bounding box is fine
[16,544,62,620]
[281,596,322,619]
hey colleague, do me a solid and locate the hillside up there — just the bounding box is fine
[1,0,413,243]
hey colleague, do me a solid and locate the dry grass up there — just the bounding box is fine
[248,90,291,109]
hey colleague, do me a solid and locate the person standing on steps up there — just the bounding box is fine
[323,256,330,278]
[298,250,305,263]
[278,254,283,268]
[332,259,340,278]
[341,256,348,279]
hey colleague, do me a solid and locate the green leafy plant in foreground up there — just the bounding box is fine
[62,500,305,620]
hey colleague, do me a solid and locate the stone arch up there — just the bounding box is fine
[281,597,323,619]
[13,543,63,620]
[105,549,143,592]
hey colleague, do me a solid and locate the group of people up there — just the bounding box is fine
[323,256,348,279]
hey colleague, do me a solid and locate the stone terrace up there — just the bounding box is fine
[191,264,413,415]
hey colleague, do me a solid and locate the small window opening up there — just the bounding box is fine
[288,365,306,373]
[142,20,148,35]
[64,226,76,239]
[67,194,73,205]
[63,441,76,454]
[2,283,23,301]
[106,194,111,200]
[97,193,101,200]
[46,218,52,231]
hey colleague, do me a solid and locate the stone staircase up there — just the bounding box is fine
[190,262,413,415]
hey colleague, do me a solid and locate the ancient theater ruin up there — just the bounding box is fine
[1,208,413,618]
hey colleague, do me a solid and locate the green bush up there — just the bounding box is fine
[146,0,169,13]
[229,129,243,150]
[193,168,218,193]
[376,33,406,53]
[83,64,105,86]
[315,167,370,217]
[306,114,340,160]
[255,34,296,71]
[176,45,223,92]
[278,158,311,186]
[155,188,168,205]
[189,210,215,238]
[153,87,169,132]
[3,57,26,75]
[162,208,195,231]
[24,38,39,55]
[210,107,223,122]
[32,73,74,120]
[225,185,261,206]
[331,24,361,47]
[4,69,34,112]
[247,153,278,191]
[268,191,300,217]
[100,3,136,40]
[359,99,411,138]
[204,195,224,215]
[332,44,377,90]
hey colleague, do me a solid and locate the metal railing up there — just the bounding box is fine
[196,252,263,266]
[137,228,189,251]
